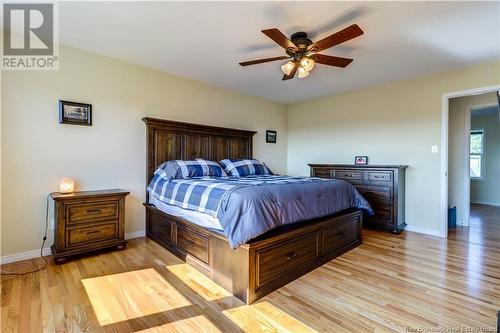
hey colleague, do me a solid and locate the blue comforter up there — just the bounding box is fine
[148,174,373,248]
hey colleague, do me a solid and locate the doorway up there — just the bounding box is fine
[445,88,500,235]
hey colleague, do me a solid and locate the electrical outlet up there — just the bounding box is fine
[431,146,439,153]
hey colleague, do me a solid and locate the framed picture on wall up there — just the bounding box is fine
[266,130,277,143]
[355,156,368,165]
[59,100,92,126]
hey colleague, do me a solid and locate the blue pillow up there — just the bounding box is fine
[158,159,227,180]
[219,159,273,177]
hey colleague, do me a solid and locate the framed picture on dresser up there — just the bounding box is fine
[355,156,368,165]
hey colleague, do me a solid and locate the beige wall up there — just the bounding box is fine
[287,61,500,235]
[2,44,499,258]
[1,46,287,256]
[448,92,498,225]
[470,112,500,206]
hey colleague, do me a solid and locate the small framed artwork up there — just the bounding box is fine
[355,156,368,165]
[59,100,92,126]
[266,130,277,143]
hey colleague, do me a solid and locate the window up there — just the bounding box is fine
[470,129,484,179]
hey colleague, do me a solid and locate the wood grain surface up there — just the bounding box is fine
[1,204,498,332]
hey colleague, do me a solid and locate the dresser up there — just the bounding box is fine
[51,189,129,264]
[309,164,407,233]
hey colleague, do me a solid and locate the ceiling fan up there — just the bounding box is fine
[239,24,364,80]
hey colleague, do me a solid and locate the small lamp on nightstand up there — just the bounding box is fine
[59,178,74,194]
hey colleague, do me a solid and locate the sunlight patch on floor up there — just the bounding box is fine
[134,315,222,333]
[166,263,235,302]
[223,301,318,333]
[82,268,192,326]
[166,263,318,332]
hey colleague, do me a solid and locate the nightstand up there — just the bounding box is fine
[50,189,129,264]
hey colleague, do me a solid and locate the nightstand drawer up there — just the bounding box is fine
[66,222,118,247]
[67,201,119,224]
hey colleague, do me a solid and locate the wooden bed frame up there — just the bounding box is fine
[143,117,363,304]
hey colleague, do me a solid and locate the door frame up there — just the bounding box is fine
[440,85,500,237]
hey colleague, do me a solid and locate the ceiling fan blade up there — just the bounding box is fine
[239,56,289,66]
[310,54,353,68]
[282,62,299,80]
[262,28,297,50]
[311,24,364,52]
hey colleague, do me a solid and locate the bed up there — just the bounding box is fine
[143,117,367,304]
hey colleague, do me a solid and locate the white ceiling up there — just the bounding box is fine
[54,2,500,104]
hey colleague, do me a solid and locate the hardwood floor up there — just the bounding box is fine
[1,205,499,332]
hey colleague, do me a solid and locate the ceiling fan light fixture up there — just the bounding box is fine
[280,60,295,75]
[300,56,315,72]
[298,66,309,79]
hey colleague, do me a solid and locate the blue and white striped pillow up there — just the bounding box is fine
[219,159,272,177]
[158,159,227,180]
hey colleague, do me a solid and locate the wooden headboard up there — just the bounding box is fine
[143,117,257,183]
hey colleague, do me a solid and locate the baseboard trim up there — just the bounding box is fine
[125,230,146,239]
[0,247,52,265]
[0,230,146,265]
[470,200,500,207]
[405,225,445,238]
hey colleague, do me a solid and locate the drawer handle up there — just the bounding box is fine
[285,252,298,260]
[86,230,101,235]
[87,209,102,214]
[337,232,345,238]
[373,175,385,179]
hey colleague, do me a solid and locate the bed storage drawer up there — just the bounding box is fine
[177,226,209,264]
[255,232,320,289]
[150,212,172,244]
[323,219,360,254]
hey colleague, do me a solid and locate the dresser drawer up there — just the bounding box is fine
[312,168,332,178]
[66,222,118,247]
[366,171,392,183]
[334,170,365,183]
[356,185,392,202]
[256,232,319,289]
[324,219,360,254]
[67,201,119,224]
[177,226,209,264]
[369,200,393,222]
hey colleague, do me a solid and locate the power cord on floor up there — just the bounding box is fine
[0,194,50,276]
